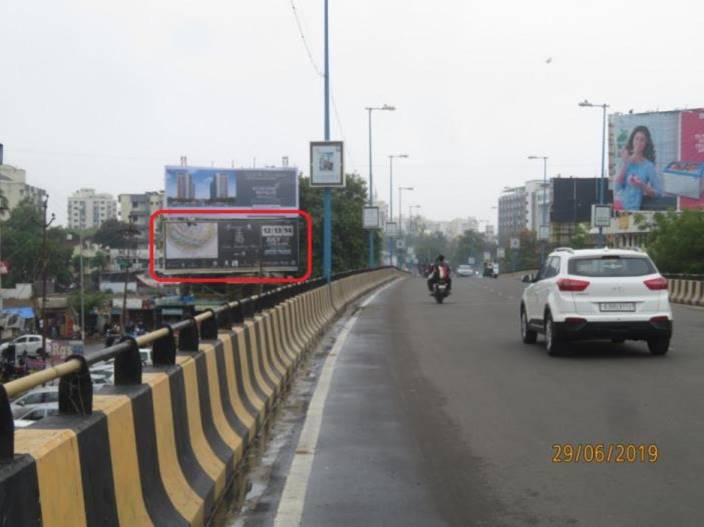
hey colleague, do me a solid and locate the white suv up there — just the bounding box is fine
[520,248,672,355]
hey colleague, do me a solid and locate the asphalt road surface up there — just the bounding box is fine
[240,275,704,527]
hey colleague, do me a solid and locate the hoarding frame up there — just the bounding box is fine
[149,209,313,285]
[363,206,382,229]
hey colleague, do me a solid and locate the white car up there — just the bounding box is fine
[520,248,672,355]
[10,387,59,418]
[14,403,60,428]
[0,334,51,356]
[456,265,476,277]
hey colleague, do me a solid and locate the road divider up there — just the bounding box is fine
[668,278,704,306]
[0,268,405,527]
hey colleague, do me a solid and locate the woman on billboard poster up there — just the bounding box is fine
[614,125,659,211]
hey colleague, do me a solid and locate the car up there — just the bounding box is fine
[456,265,475,277]
[10,387,59,418]
[140,348,152,367]
[0,334,52,357]
[519,247,673,356]
[14,403,60,428]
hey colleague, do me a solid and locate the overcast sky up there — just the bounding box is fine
[1,0,702,227]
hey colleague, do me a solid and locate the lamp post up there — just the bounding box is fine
[397,187,413,269]
[365,104,395,267]
[578,99,609,247]
[388,154,409,265]
[528,155,549,265]
[409,204,421,233]
[322,0,332,281]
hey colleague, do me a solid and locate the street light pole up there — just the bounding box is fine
[322,0,332,281]
[398,187,414,266]
[528,155,549,265]
[79,230,85,342]
[578,99,610,247]
[388,154,409,265]
[365,104,395,268]
[40,197,55,355]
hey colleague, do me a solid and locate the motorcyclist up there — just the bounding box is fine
[427,255,452,294]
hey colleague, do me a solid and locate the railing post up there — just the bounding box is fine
[58,354,93,415]
[217,306,232,330]
[0,385,14,461]
[200,309,219,340]
[231,301,245,325]
[152,326,177,366]
[114,337,142,385]
[179,318,200,353]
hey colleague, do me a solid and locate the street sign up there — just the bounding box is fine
[592,204,612,228]
[385,221,399,237]
[396,239,406,249]
[483,251,491,262]
[510,238,520,249]
[497,248,505,258]
[0,261,9,275]
[468,257,476,265]
[310,141,345,187]
[363,206,381,229]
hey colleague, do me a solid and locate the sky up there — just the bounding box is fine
[1,0,703,228]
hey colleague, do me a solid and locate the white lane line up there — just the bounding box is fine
[273,279,399,527]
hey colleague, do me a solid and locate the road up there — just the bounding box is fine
[233,275,704,527]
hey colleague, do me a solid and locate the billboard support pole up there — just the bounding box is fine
[599,103,607,248]
[367,108,374,268]
[322,0,333,282]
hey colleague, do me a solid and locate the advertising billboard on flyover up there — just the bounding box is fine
[609,108,704,211]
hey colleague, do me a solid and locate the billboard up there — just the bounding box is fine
[163,218,300,273]
[551,178,611,223]
[610,109,704,211]
[165,166,298,209]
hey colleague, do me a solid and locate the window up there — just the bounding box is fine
[545,256,561,279]
[568,257,655,277]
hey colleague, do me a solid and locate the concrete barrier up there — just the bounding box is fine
[668,278,704,307]
[0,268,404,527]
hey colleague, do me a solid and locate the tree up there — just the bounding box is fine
[299,174,381,276]
[647,210,704,274]
[412,231,450,268]
[449,230,489,269]
[1,200,73,288]
[93,219,132,249]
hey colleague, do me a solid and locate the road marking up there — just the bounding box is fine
[273,280,399,527]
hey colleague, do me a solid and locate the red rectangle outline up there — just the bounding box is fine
[148,209,313,284]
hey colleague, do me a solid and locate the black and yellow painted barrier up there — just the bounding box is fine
[0,268,404,526]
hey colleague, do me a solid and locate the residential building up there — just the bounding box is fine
[118,191,164,244]
[67,189,118,230]
[210,173,229,199]
[525,179,552,237]
[0,148,48,219]
[176,173,195,200]
[497,186,528,243]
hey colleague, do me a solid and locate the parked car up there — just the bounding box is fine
[456,265,476,277]
[520,247,672,355]
[14,403,60,428]
[10,387,59,418]
[0,334,52,357]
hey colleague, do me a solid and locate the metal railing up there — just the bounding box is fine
[0,268,387,460]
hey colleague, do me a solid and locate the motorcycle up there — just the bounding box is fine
[432,280,450,304]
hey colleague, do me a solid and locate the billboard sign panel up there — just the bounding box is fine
[163,218,299,273]
[310,141,345,187]
[496,248,505,259]
[510,238,520,249]
[165,167,298,209]
[591,204,612,228]
[385,221,399,237]
[363,206,381,229]
[610,112,682,211]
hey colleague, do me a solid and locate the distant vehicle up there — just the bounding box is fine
[140,348,152,367]
[10,387,59,418]
[520,248,673,355]
[483,263,498,279]
[0,334,52,357]
[456,265,476,277]
[14,403,60,428]
[91,373,114,389]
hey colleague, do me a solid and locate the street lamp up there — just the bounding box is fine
[398,187,414,236]
[578,99,609,247]
[388,154,409,265]
[528,155,549,265]
[365,104,396,267]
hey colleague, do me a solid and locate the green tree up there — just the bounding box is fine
[516,229,540,270]
[68,290,110,324]
[1,200,73,288]
[93,219,133,249]
[647,210,704,274]
[412,230,450,268]
[567,223,590,249]
[449,230,489,268]
[299,174,381,276]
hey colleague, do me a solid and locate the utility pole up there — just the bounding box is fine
[40,197,55,356]
[79,230,85,342]
[121,215,138,336]
[322,0,332,282]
